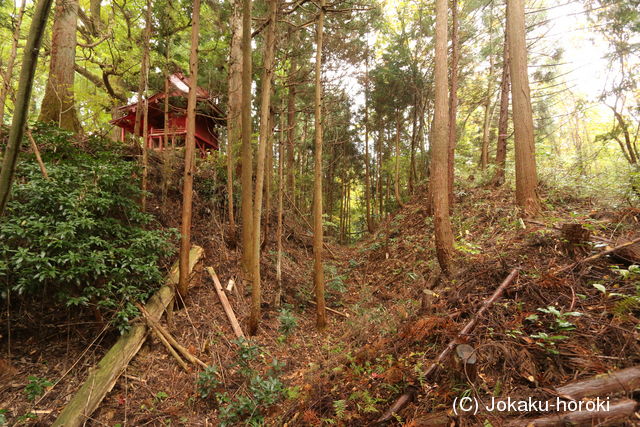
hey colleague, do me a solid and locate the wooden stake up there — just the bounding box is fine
[137,304,208,369]
[206,267,246,339]
[26,129,49,179]
[307,300,349,318]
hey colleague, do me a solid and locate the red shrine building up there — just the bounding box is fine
[111,73,225,156]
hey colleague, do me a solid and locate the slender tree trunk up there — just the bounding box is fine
[480,68,494,170]
[139,0,152,212]
[177,0,201,298]
[611,108,638,164]
[0,0,26,125]
[492,31,510,186]
[227,0,243,229]
[507,0,541,216]
[409,100,418,194]
[247,0,276,335]
[274,104,285,308]
[240,0,254,275]
[161,43,172,210]
[394,110,405,208]
[313,0,327,329]
[264,107,275,241]
[0,0,53,216]
[480,7,495,170]
[432,0,455,275]
[447,0,459,207]
[286,42,297,202]
[377,125,383,219]
[364,52,373,232]
[38,0,81,132]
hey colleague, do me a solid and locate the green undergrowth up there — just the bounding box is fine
[0,122,176,333]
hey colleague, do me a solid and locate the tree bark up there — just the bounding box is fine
[0,0,53,217]
[507,0,542,216]
[274,104,285,308]
[432,0,455,275]
[0,0,26,125]
[38,0,81,132]
[177,0,201,298]
[364,51,373,232]
[611,107,638,164]
[139,0,152,212]
[240,0,254,276]
[492,30,510,186]
[479,56,494,169]
[447,0,459,207]
[247,0,277,336]
[264,107,274,242]
[286,40,298,203]
[313,0,327,329]
[227,0,243,229]
[394,110,405,208]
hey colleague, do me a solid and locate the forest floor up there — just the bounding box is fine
[2,162,640,426]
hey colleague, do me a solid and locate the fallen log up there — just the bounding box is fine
[554,236,640,274]
[52,245,204,427]
[466,365,640,418]
[555,365,640,400]
[505,398,639,427]
[206,267,245,339]
[375,269,519,424]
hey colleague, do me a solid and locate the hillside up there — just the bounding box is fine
[3,152,639,425]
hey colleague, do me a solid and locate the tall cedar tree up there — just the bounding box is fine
[480,6,495,170]
[38,0,81,132]
[177,0,201,297]
[134,0,152,212]
[447,0,459,206]
[492,29,510,186]
[240,0,254,275]
[248,0,277,335]
[0,0,54,216]
[432,0,455,275]
[364,50,374,232]
[507,0,542,216]
[313,0,327,329]
[227,0,243,229]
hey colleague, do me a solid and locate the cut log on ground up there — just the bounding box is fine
[375,269,519,424]
[505,398,639,426]
[554,236,640,274]
[52,245,204,427]
[555,365,640,400]
[206,267,245,339]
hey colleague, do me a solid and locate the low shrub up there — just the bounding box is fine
[0,124,176,333]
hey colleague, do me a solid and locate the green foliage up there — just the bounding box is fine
[325,263,347,296]
[0,126,176,333]
[277,307,298,337]
[0,408,7,426]
[197,366,221,399]
[537,306,583,331]
[23,376,52,402]
[212,340,286,426]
